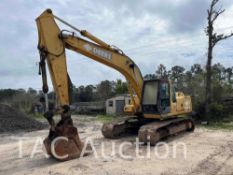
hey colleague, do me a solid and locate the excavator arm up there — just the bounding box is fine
[36,9,144,160]
[36,9,143,114]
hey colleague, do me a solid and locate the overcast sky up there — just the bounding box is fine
[0,0,233,90]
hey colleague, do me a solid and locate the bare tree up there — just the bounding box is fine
[205,0,233,113]
[156,64,168,79]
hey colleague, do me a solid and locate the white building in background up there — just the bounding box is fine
[106,94,131,115]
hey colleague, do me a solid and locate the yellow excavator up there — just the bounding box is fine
[36,9,194,161]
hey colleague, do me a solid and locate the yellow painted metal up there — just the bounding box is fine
[80,30,110,49]
[124,95,140,114]
[36,10,69,106]
[62,35,143,101]
[36,9,143,112]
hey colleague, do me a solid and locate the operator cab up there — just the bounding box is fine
[141,79,176,115]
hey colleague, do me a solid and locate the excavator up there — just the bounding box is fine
[36,9,195,161]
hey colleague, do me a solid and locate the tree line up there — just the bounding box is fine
[1,62,232,119]
[0,79,128,113]
[69,79,128,102]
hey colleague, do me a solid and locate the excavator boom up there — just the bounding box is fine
[36,9,143,113]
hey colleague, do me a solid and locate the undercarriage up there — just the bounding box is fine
[102,116,195,145]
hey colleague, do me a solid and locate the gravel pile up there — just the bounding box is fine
[0,104,47,133]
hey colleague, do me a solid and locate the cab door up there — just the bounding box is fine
[159,81,170,114]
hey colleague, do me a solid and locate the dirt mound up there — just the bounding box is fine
[0,104,47,133]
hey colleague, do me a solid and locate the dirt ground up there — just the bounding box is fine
[0,115,233,175]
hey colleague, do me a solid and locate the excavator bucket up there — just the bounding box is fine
[43,126,85,161]
[43,107,90,161]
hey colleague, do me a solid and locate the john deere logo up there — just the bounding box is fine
[83,44,92,51]
[83,44,111,60]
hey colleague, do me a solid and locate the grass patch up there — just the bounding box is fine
[201,121,233,131]
[31,113,44,119]
[96,115,115,123]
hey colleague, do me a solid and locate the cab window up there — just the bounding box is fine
[160,82,169,99]
[172,86,176,103]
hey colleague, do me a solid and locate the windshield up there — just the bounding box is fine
[142,81,158,105]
